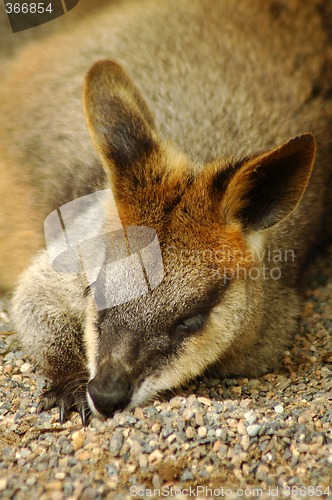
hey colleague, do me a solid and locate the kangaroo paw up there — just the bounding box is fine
[37,377,91,426]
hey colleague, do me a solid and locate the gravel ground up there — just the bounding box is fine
[0,246,331,499]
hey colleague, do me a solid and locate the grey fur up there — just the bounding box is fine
[1,0,331,420]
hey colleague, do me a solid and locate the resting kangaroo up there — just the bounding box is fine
[0,0,331,424]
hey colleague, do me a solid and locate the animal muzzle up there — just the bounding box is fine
[87,363,132,418]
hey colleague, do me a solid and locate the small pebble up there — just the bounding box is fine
[185,427,196,439]
[20,362,31,373]
[72,430,85,451]
[198,397,212,406]
[274,404,284,414]
[237,421,247,435]
[180,469,194,481]
[109,432,123,456]
[197,426,207,438]
[0,479,8,491]
[148,449,163,463]
[247,424,262,437]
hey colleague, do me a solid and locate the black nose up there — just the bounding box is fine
[88,364,131,417]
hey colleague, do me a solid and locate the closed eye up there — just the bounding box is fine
[170,281,229,337]
[173,313,208,336]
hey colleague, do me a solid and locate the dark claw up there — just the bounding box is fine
[59,399,70,424]
[73,382,92,427]
[37,377,91,426]
[37,389,58,413]
[77,401,92,428]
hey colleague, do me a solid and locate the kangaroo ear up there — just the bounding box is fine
[83,60,158,179]
[220,134,316,231]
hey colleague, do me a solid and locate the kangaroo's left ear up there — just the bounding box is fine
[220,133,316,231]
[83,59,158,184]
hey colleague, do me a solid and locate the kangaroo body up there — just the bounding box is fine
[1,0,331,422]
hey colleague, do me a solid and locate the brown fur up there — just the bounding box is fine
[1,0,331,421]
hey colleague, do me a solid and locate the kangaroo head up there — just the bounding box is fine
[82,60,315,417]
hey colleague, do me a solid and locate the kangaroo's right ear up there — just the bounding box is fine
[83,60,159,187]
